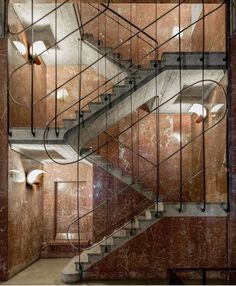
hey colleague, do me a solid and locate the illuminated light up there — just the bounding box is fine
[172,26,184,38]
[188,103,207,117]
[13,41,27,55]
[30,41,48,56]
[26,169,45,186]
[57,88,69,100]
[173,132,181,142]
[210,104,224,114]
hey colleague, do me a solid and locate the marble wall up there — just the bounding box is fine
[93,165,149,242]
[8,5,47,128]
[81,3,193,67]
[85,217,228,280]
[8,149,44,278]
[229,36,236,268]
[0,38,9,281]
[46,65,112,127]
[191,4,225,52]
[43,161,93,249]
[88,111,218,203]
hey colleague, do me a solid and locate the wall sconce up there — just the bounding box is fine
[57,88,69,100]
[12,40,48,65]
[172,26,184,38]
[26,169,46,186]
[210,104,224,117]
[173,132,181,142]
[188,103,208,123]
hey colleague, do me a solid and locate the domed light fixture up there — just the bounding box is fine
[188,103,208,123]
[12,39,48,65]
[29,40,48,56]
[210,104,224,117]
[172,26,184,38]
[13,41,27,56]
[26,169,46,186]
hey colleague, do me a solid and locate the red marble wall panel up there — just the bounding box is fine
[229,36,236,268]
[43,162,93,249]
[191,4,225,52]
[92,165,150,242]
[46,65,113,127]
[8,149,44,278]
[88,112,195,202]
[0,38,9,281]
[85,217,227,280]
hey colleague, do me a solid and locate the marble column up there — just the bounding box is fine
[229,35,236,268]
[0,0,9,281]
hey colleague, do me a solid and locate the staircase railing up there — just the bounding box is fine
[87,3,156,50]
[8,0,228,270]
[39,1,227,260]
[64,78,227,251]
[8,0,192,134]
[8,0,110,135]
[8,0,224,138]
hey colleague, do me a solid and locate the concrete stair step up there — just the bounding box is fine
[100,244,116,254]
[75,261,90,272]
[111,167,123,177]
[113,236,128,246]
[100,93,115,103]
[87,253,103,264]
[89,102,106,113]
[75,110,92,121]
[63,118,77,130]
[122,175,132,185]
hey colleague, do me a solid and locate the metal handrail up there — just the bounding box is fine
[100,3,158,47]
[7,1,110,106]
[88,3,155,49]
[53,79,227,251]
[102,131,156,167]
[41,0,225,135]
[39,0,228,253]
[8,0,186,110]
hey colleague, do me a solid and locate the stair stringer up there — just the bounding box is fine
[61,202,226,283]
[65,67,225,154]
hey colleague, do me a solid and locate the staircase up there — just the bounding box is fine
[62,201,226,283]
[9,51,226,162]
[8,1,228,283]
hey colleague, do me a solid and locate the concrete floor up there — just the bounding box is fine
[1,259,165,285]
[2,259,70,285]
[2,259,234,285]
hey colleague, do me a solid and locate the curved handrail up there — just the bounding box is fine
[52,2,226,253]
[44,78,227,165]
[67,155,227,251]
[48,78,228,251]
